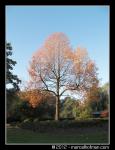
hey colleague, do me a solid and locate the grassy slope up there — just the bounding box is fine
[7,125,109,144]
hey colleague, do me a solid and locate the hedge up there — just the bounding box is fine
[18,118,108,132]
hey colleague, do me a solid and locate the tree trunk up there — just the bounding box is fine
[55,96,60,121]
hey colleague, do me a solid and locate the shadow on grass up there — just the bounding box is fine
[6,123,109,144]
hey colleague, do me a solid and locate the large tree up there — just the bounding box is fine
[28,32,98,120]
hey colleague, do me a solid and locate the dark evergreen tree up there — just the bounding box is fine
[6,42,21,121]
[6,42,21,92]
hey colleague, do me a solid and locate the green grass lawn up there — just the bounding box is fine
[6,125,109,144]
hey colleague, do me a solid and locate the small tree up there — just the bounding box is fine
[18,89,56,120]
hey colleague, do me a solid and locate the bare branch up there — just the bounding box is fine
[59,89,68,97]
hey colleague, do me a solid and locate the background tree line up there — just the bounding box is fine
[6,33,109,123]
[7,83,109,123]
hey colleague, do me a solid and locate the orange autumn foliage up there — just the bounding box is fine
[19,89,43,108]
[84,84,100,104]
[67,47,98,95]
[28,32,99,120]
[19,89,55,108]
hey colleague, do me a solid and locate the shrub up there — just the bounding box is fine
[78,108,92,119]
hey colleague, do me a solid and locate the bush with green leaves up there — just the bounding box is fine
[7,93,22,123]
[60,97,93,120]
[60,97,76,118]
[7,98,32,123]
[79,108,92,119]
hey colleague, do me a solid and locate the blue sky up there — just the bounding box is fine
[6,6,109,88]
